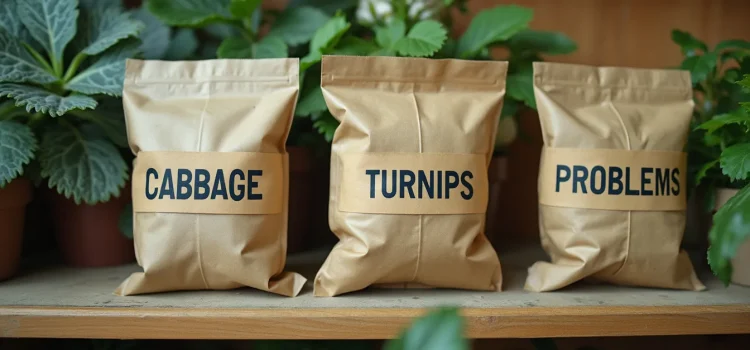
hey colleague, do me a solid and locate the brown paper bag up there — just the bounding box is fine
[314,56,506,296]
[117,59,306,296]
[526,62,705,292]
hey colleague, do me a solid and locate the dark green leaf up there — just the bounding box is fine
[375,19,406,49]
[296,86,326,117]
[681,52,718,85]
[72,100,129,148]
[253,36,288,58]
[18,0,78,69]
[671,29,708,55]
[78,0,143,56]
[739,74,750,90]
[715,39,750,52]
[436,37,456,58]
[229,0,261,19]
[203,23,238,39]
[331,36,380,56]
[268,7,330,46]
[0,120,37,187]
[370,48,396,56]
[508,29,577,55]
[0,83,97,117]
[721,144,750,181]
[394,20,447,57]
[40,123,128,204]
[288,0,358,15]
[386,307,468,350]
[312,112,339,142]
[119,202,133,239]
[132,7,171,59]
[0,29,57,84]
[696,159,720,186]
[506,70,536,109]
[721,50,750,64]
[708,185,750,286]
[456,5,533,59]
[67,40,141,96]
[164,29,199,60]
[217,36,252,58]
[300,51,322,72]
[695,113,750,134]
[310,15,350,53]
[147,0,232,27]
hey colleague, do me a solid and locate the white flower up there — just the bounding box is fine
[407,0,443,20]
[356,0,394,25]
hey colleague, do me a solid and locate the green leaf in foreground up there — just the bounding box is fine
[695,112,750,134]
[671,29,709,55]
[0,120,37,187]
[300,50,322,72]
[229,0,261,19]
[394,20,447,57]
[0,30,57,84]
[133,7,171,59]
[78,1,143,56]
[252,36,288,59]
[268,7,330,46]
[147,0,232,27]
[681,51,719,85]
[310,15,350,54]
[506,70,536,109]
[217,37,252,58]
[40,124,128,204]
[18,0,78,70]
[721,144,750,182]
[456,5,533,59]
[0,83,97,117]
[375,19,406,49]
[386,307,468,350]
[709,185,750,286]
[66,40,141,96]
[508,29,577,55]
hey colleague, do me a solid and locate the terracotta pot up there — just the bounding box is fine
[288,146,314,254]
[485,156,509,251]
[48,187,135,267]
[0,178,32,281]
[715,188,750,286]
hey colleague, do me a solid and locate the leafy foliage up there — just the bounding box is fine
[456,5,533,59]
[386,307,467,350]
[0,0,141,206]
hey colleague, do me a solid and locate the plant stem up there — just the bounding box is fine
[24,44,56,76]
[63,53,87,83]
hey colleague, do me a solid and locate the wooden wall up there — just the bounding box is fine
[454,0,750,243]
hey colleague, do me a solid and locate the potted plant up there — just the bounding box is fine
[671,30,750,273]
[0,0,143,267]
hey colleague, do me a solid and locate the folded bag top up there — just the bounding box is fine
[526,62,705,292]
[315,55,507,297]
[117,58,305,296]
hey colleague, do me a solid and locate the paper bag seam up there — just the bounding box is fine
[608,101,633,277]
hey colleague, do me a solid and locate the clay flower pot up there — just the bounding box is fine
[485,155,509,250]
[715,188,750,287]
[48,187,135,267]
[0,178,32,281]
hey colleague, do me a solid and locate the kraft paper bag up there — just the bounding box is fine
[117,59,306,296]
[315,56,506,296]
[526,62,705,292]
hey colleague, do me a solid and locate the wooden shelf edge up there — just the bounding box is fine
[3,305,750,339]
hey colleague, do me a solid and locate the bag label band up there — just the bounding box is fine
[132,151,284,214]
[338,153,489,214]
[539,147,687,211]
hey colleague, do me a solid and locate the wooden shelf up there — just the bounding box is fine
[1,246,749,340]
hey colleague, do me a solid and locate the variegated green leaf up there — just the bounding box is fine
[0,120,37,187]
[66,40,140,96]
[132,7,171,59]
[0,29,57,84]
[18,0,78,70]
[0,83,97,117]
[78,0,143,56]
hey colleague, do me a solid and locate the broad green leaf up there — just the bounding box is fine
[147,0,232,27]
[695,112,750,134]
[78,1,143,56]
[312,112,339,142]
[268,7,330,46]
[708,185,750,286]
[721,144,750,182]
[71,99,129,148]
[217,37,252,58]
[0,120,37,187]
[253,36,288,59]
[0,83,97,117]
[119,202,133,239]
[506,70,536,109]
[508,30,577,55]
[18,0,78,69]
[40,124,128,204]
[385,307,468,350]
[393,20,447,57]
[671,29,708,55]
[300,50,322,72]
[332,36,380,56]
[0,29,57,84]
[456,5,533,58]
[681,51,718,85]
[695,159,720,186]
[310,15,351,53]
[715,39,750,52]
[375,19,406,49]
[164,29,199,60]
[229,0,261,19]
[203,23,238,39]
[132,7,171,59]
[0,0,33,42]
[66,40,140,96]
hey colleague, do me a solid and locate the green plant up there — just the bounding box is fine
[0,0,143,205]
[707,74,750,286]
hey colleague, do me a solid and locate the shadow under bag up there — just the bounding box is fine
[117,59,305,296]
[315,56,506,297]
